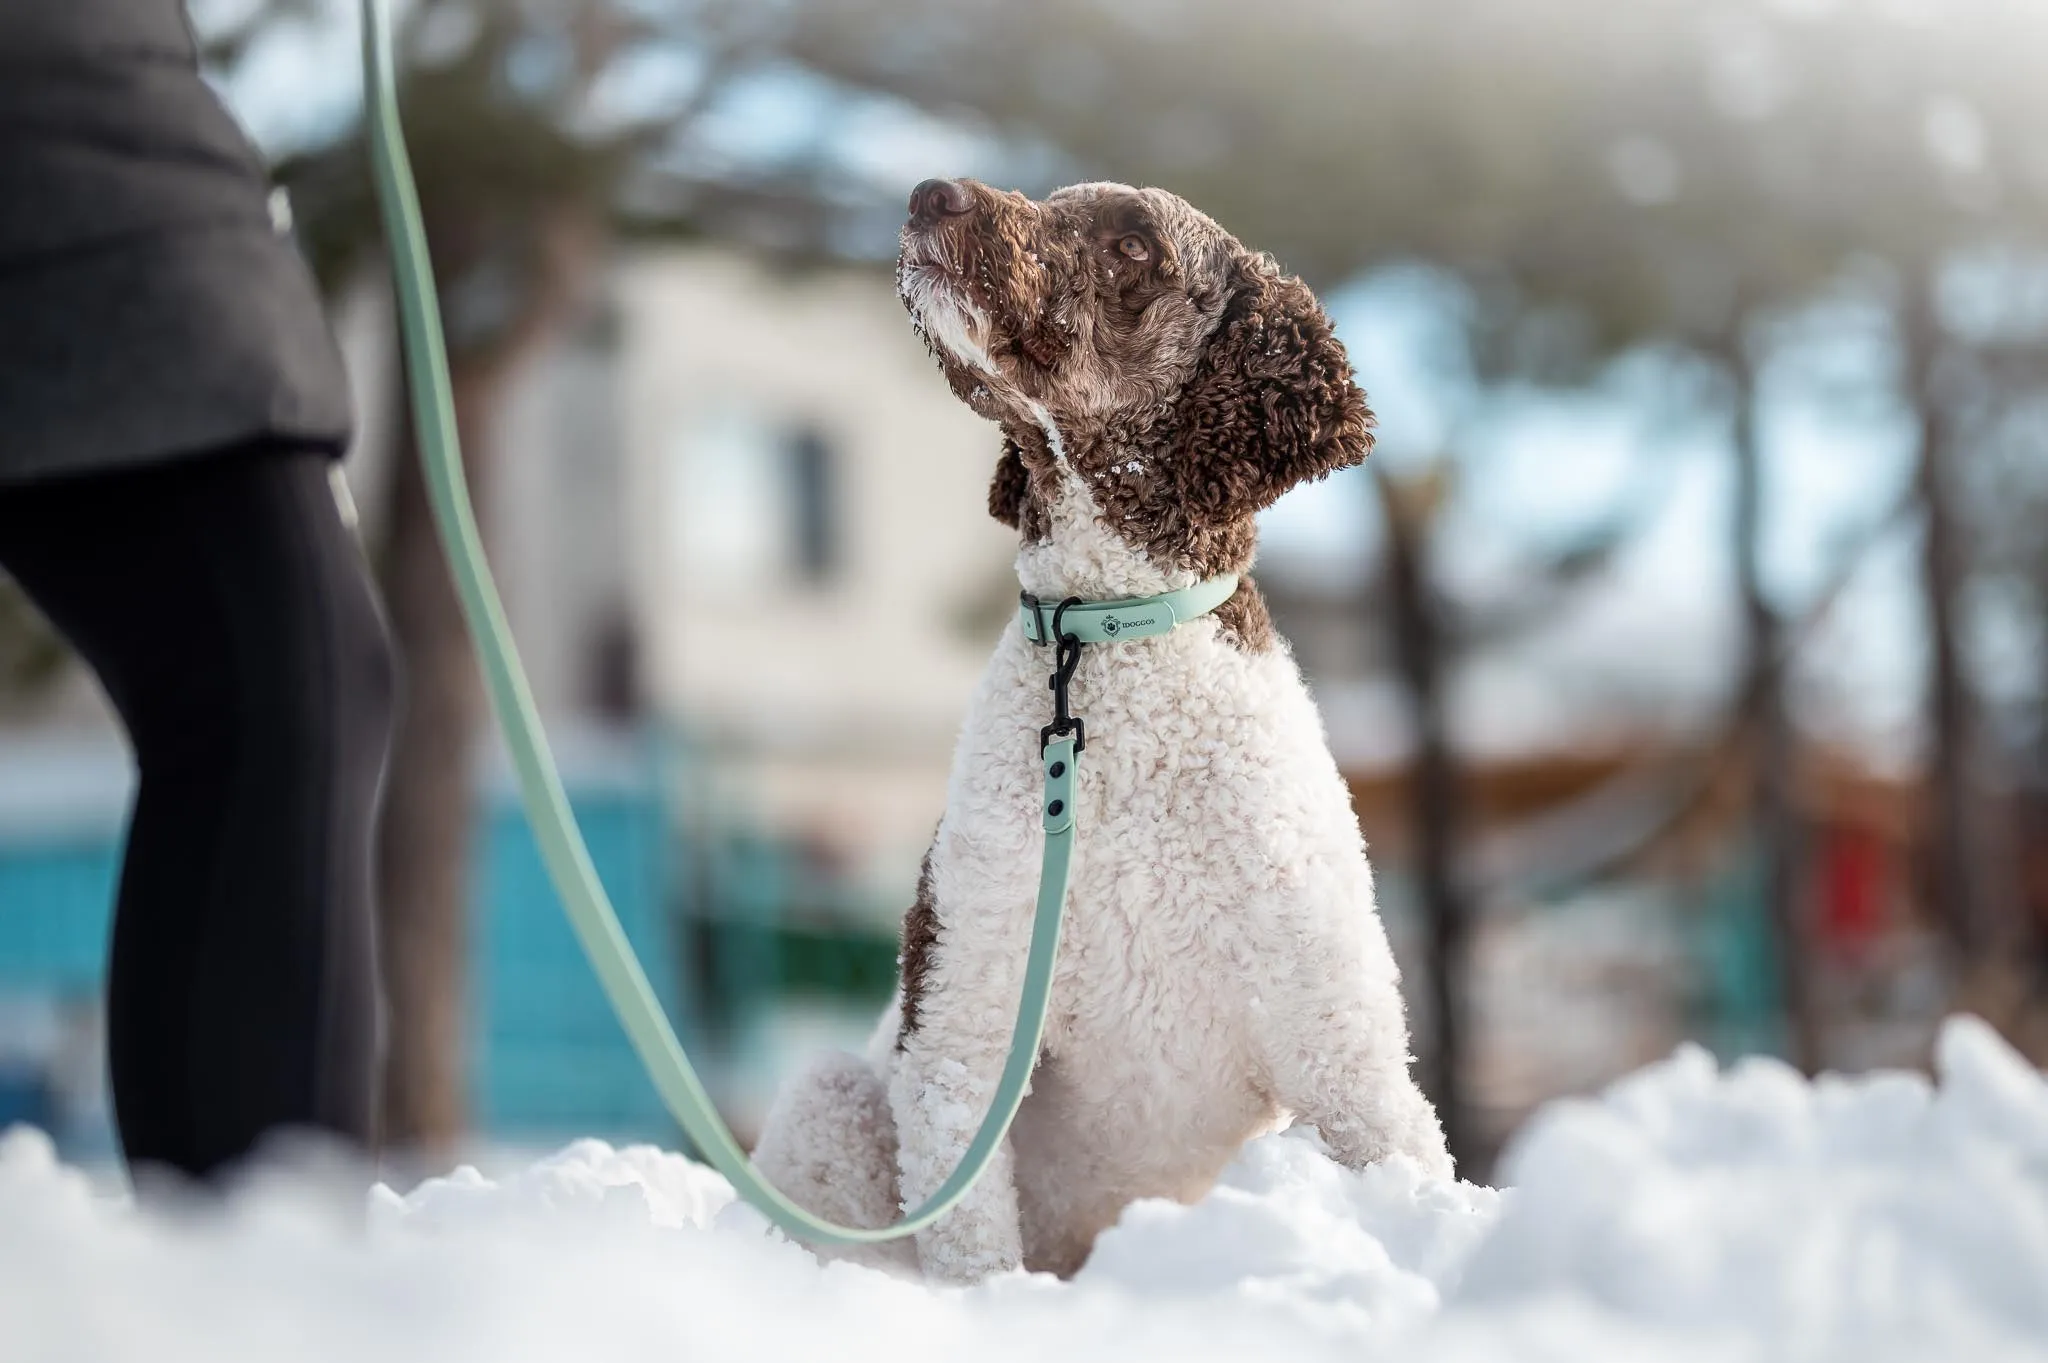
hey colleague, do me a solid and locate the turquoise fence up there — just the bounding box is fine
[0,747,684,1157]
[470,773,681,1145]
[0,838,111,996]
[0,733,914,1162]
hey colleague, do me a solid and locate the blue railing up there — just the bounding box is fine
[0,744,684,1156]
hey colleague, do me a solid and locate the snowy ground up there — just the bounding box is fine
[6,1016,2048,1363]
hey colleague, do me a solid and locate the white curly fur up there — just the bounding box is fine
[753,411,1451,1281]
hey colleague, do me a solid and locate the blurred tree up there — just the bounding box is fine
[1372,461,1474,1164]
[1532,4,2048,1020]
[205,0,796,1160]
[1904,288,1989,959]
[290,0,623,1160]
[1728,321,1815,1070]
[1924,289,2048,1049]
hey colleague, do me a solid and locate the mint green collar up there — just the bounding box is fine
[1019,573,1240,645]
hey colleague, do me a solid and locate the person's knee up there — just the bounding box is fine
[215,553,399,792]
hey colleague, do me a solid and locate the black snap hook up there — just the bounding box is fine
[1040,596,1088,755]
[1050,596,1084,648]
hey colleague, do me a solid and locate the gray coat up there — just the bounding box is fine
[0,0,353,486]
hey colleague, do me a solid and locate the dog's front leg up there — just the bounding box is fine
[886,829,1037,1282]
[890,1002,1028,1281]
[1263,938,1456,1183]
[1289,1038,1455,1184]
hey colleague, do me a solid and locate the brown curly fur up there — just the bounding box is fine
[901,181,1371,652]
[897,843,940,1046]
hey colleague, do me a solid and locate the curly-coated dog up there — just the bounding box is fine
[752,178,1451,1283]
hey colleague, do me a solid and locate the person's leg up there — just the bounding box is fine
[0,447,395,1182]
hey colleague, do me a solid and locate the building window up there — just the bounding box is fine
[669,407,783,591]
[669,410,843,591]
[786,425,840,586]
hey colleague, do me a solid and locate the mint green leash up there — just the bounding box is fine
[359,0,1232,1246]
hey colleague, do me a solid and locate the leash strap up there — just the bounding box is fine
[1019,572,1239,645]
[361,0,1067,1247]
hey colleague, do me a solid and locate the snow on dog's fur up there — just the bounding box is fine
[753,178,1450,1283]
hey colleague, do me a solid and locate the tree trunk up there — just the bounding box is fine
[373,362,501,1164]
[1905,281,1985,958]
[371,200,601,1166]
[1374,468,1476,1172]
[1728,339,1818,1072]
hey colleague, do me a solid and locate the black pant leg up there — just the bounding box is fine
[0,447,395,1182]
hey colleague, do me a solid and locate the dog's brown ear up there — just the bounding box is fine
[989,437,1030,529]
[1172,255,1373,514]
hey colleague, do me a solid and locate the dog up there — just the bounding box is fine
[751,178,1451,1283]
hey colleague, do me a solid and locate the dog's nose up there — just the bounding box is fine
[908,178,972,227]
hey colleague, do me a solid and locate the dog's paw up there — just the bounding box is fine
[916,1229,1025,1284]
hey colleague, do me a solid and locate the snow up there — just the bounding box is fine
[4,1016,2047,1362]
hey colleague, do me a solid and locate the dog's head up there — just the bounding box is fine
[897,178,1372,569]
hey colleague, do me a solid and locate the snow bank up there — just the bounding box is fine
[3,1016,2045,1363]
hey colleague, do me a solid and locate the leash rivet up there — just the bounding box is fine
[1047,799,1064,816]
[1049,761,1066,778]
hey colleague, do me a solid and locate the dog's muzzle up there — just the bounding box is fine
[907,178,972,230]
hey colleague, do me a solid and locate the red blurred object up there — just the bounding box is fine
[1818,824,1887,960]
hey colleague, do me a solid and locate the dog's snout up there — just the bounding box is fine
[908,178,972,227]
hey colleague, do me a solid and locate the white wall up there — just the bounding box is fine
[615,249,1018,883]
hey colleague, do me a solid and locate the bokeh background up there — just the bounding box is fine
[3,0,2045,1184]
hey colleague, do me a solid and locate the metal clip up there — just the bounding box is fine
[1039,597,1087,754]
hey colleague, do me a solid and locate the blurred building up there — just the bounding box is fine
[344,242,1019,1138]
[610,249,1015,909]
[348,244,1014,910]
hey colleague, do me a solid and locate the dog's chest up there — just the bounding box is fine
[947,618,1336,1034]
[928,594,1382,1234]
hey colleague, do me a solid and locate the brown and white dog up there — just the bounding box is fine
[752,178,1450,1283]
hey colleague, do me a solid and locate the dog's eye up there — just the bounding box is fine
[1117,234,1151,262]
